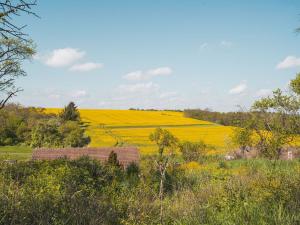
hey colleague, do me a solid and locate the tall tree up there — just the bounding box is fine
[59,102,80,122]
[0,0,37,109]
[149,128,178,224]
[232,74,300,160]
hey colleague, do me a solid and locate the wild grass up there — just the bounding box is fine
[0,146,32,160]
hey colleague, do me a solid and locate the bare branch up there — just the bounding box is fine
[0,88,20,109]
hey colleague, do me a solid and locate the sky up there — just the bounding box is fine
[12,0,300,111]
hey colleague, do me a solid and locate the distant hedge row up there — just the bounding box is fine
[184,109,252,127]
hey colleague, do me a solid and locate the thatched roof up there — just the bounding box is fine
[32,147,140,167]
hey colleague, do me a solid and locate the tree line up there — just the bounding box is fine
[0,102,90,148]
[184,109,252,127]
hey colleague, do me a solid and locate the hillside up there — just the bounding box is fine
[46,109,234,154]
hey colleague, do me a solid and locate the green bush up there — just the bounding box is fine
[0,158,300,224]
[179,140,207,162]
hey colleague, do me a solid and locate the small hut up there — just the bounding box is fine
[32,147,140,167]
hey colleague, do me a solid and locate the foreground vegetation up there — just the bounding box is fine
[1,156,299,225]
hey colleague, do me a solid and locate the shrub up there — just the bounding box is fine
[179,140,207,162]
[30,119,63,148]
[59,121,90,147]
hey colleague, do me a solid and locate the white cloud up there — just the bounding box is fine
[118,82,160,94]
[123,71,143,81]
[229,83,247,95]
[71,90,87,98]
[200,42,208,49]
[256,89,272,97]
[276,56,300,69]
[48,94,60,99]
[148,67,172,76]
[69,62,103,72]
[220,40,233,48]
[123,67,172,81]
[159,91,178,99]
[45,48,85,67]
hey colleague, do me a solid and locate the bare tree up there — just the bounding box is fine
[0,0,37,109]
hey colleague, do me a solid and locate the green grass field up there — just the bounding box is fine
[0,146,32,160]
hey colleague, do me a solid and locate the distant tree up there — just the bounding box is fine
[0,104,53,145]
[149,128,178,224]
[179,140,207,162]
[0,0,38,109]
[30,119,91,149]
[231,126,253,156]
[59,102,80,122]
[30,119,63,148]
[107,151,120,167]
[59,121,90,147]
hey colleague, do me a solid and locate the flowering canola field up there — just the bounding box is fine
[46,109,234,154]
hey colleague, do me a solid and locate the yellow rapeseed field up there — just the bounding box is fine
[46,109,234,154]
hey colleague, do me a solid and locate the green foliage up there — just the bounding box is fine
[0,158,126,225]
[251,88,300,159]
[0,145,32,161]
[59,102,80,122]
[184,109,252,127]
[30,119,63,148]
[107,151,121,167]
[0,104,90,148]
[149,127,178,155]
[218,160,229,169]
[30,119,91,148]
[0,38,36,108]
[149,128,179,223]
[290,72,300,95]
[231,126,253,153]
[179,140,207,162]
[0,104,52,146]
[231,76,300,160]
[0,158,299,225]
[59,121,90,147]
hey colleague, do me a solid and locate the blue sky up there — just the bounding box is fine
[13,0,300,111]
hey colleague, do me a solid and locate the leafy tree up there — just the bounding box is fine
[184,109,252,127]
[251,88,300,159]
[179,140,207,162]
[231,126,253,156]
[149,128,178,224]
[0,103,91,148]
[290,72,300,95]
[59,121,90,147]
[0,104,52,145]
[232,75,300,160]
[59,102,80,122]
[30,119,63,148]
[0,1,37,109]
[107,151,121,168]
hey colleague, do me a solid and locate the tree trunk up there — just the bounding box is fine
[159,165,165,224]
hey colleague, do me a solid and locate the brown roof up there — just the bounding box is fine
[32,147,140,167]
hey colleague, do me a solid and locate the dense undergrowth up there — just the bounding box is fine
[0,157,299,225]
